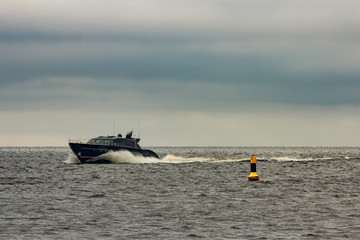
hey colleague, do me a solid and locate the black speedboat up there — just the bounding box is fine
[68,131,159,163]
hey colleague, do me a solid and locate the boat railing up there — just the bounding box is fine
[68,139,89,144]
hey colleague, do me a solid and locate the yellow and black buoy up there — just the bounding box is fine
[248,155,259,181]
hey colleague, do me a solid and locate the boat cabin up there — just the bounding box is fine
[87,135,141,149]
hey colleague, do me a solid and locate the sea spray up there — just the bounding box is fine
[99,150,163,164]
[162,154,214,163]
[64,153,81,164]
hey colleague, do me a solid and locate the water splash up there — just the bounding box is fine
[268,156,333,162]
[64,153,81,164]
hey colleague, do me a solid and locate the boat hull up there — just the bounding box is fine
[69,143,159,163]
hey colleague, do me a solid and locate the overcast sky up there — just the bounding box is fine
[1,0,360,146]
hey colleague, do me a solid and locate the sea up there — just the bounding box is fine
[0,146,359,240]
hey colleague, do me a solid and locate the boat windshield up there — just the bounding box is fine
[87,139,112,145]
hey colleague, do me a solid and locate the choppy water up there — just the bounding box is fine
[1,147,360,239]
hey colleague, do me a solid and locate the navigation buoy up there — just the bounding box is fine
[248,155,259,181]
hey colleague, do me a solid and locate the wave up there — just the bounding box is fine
[267,156,337,162]
[162,154,213,163]
[268,156,315,162]
[163,155,251,163]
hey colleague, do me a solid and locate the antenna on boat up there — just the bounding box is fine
[112,119,115,136]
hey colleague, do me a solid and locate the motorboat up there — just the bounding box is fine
[68,131,159,163]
